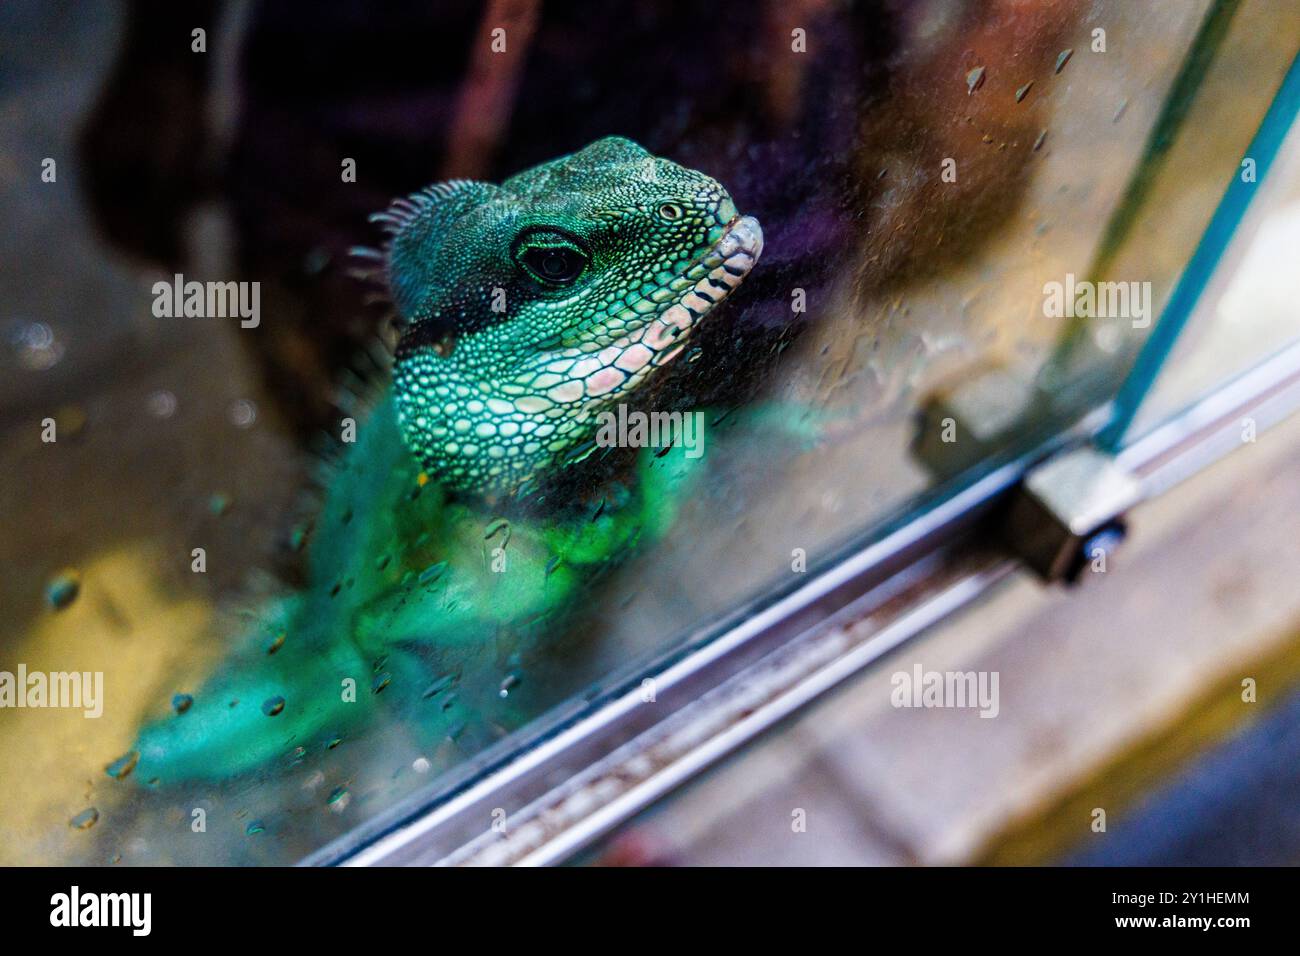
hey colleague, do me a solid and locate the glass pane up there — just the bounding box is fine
[1118,59,1300,443]
[2,0,1296,865]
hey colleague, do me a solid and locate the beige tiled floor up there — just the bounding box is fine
[593,404,1300,866]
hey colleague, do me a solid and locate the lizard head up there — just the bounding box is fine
[370,136,763,497]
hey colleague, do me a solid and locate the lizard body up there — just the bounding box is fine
[134,137,763,782]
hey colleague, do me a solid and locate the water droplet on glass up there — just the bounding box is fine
[45,570,80,611]
[11,320,53,350]
[499,674,520,698]
[172,693,194,714]
[105,751,139,780]
[966,66,986,95]
[266,631,286,655]
[422,674,456,700]
[208,492,231,516]
[371,672,391,694]
[1015,81,1034,103]
[1033,129,1048,152]
[228,399,257,429]
[146,389,177,418]
[12,321,64,370]
[1055,48,1073,74]
[412,757,431,773]
[419,561,448,586]
[328,787,350,811]
[246,820,265,835]
[262,696,285,716]
[1093,322,1123,354]
[70,807,99,830]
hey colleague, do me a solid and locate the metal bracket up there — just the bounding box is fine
[1005,445,1141,583]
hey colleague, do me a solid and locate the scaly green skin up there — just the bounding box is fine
[133,138,763,782]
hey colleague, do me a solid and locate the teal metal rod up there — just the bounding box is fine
[1098,49,1300,452]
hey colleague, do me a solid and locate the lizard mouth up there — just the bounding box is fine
[522,214,765,408]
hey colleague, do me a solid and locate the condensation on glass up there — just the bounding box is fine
[1,0,1297,864]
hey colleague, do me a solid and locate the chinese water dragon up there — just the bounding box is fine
[133,136,764,782]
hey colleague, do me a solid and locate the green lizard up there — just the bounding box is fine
[133,137,763,782]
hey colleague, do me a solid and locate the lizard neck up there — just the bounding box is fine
[393,346,590,497]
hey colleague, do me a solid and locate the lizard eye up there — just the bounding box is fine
[658,202,684,221]
[515,235,589,287]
